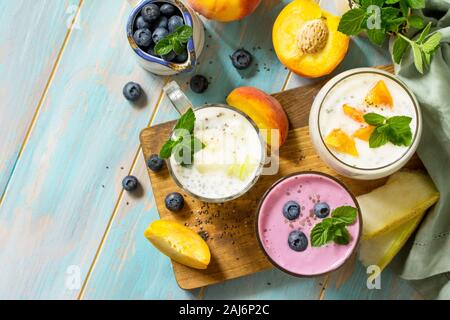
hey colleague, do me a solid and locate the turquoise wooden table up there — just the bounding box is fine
[0,0,422,299]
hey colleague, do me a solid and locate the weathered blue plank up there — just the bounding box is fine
[0,0,79,198]
[0,0,167,299]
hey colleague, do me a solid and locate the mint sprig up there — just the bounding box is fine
[159,108,205,166]
[311,206,358,247]
[338,1,442,74]
[154,25,193,56]
[363,113,413,148]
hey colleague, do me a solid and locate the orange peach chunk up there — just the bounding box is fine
[343,104,365,123]
[365,80,393,108]
[226,87,289,148]
[186,0,261,22]
[325,129,358,157]
[353,126,375,141]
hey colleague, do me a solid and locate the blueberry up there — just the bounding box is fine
[141,3,160,22]
[147,154,164,172]
[314,202,331,219]
[160,3,176,16]
[288,230,308,252]
[135,16,150,29]
[122,176,139,192]
[162,51,176,62]
[152,27,169,44]
[165,192,184,212]
[174,50,188,63]
[190,75,209,94]
[147,43,156,56]
[133,28,153,47]
[168,15,184,33]
[283,200,301,220]
[123,82,143,101]
[154,16,168,29]
[230,49,253,70]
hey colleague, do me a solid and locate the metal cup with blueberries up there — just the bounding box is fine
[126,0,205,75]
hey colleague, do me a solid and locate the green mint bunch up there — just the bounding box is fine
[159,108,205,166]
[311,206,358,247]
[154,25,193,56]
[363,113,413,148]
[338,0,442,73]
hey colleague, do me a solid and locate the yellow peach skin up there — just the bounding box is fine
[226,87,289,148]
[273,0,349,78]
[186,0,261,22]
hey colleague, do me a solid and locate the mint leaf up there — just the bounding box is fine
[361,0,385,8]
[331,206,358,225]
[399,0,409,16]
[412,43,424,74]
[311,219,333,247]
[369,127,389,148]
[154,37,174,56]
[406,0,425,9]
[174,108,195,133]
[386,0,400,4]
[175,25,193,43]
[338,9,367,35]
[382,7,401,21]
[417,22,432,44]
[364,113,386,126]
[367,28,386,46]
[392,36,409,64]
[408,15,424,29]
[160,139,179,159]
[387,116,413,146]
[334,227,351,245]
[422,32,442,54]
[172,39,184,55]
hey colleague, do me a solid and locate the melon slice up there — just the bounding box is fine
[359,214,423,270]
[343,104,365,123]
[353,126,375,141]
[357,171,439,240]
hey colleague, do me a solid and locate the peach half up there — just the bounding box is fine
[186,0,261,22]
[273,0,349,78]
[226,87,289,148]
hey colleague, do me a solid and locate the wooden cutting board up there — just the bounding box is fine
[140,65,424,289]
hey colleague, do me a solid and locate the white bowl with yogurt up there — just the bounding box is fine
[309,68,422,180]
[163,82,266,202]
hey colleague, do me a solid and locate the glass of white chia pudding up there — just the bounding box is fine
[309,68,422,180]
[163,81,266,203]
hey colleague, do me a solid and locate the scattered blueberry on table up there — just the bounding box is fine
[122,176,139,192]
[314,202,330,219]
[230,49,253,70]
[147,154,164,172]
[283,200,301,220]
[288,230,308,252]
[190,75,209,93]
[123,82,143,102]
[165,192,185,212]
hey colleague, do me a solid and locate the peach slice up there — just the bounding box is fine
[353,126,375,141]
[272,0,349,78]
[186,0,261,22]
[144,220,211,270]
[325,129,358,157]
[365,80,393,108]
[343,104,365,123]
[226,87,289,148]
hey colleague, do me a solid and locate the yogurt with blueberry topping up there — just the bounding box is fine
[257,172,361,276]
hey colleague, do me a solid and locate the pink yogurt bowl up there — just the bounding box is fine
[256,172,362,277]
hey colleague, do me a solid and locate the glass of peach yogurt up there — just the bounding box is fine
[309,68,422,180]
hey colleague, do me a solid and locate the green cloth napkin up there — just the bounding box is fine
[392,0,450,300]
